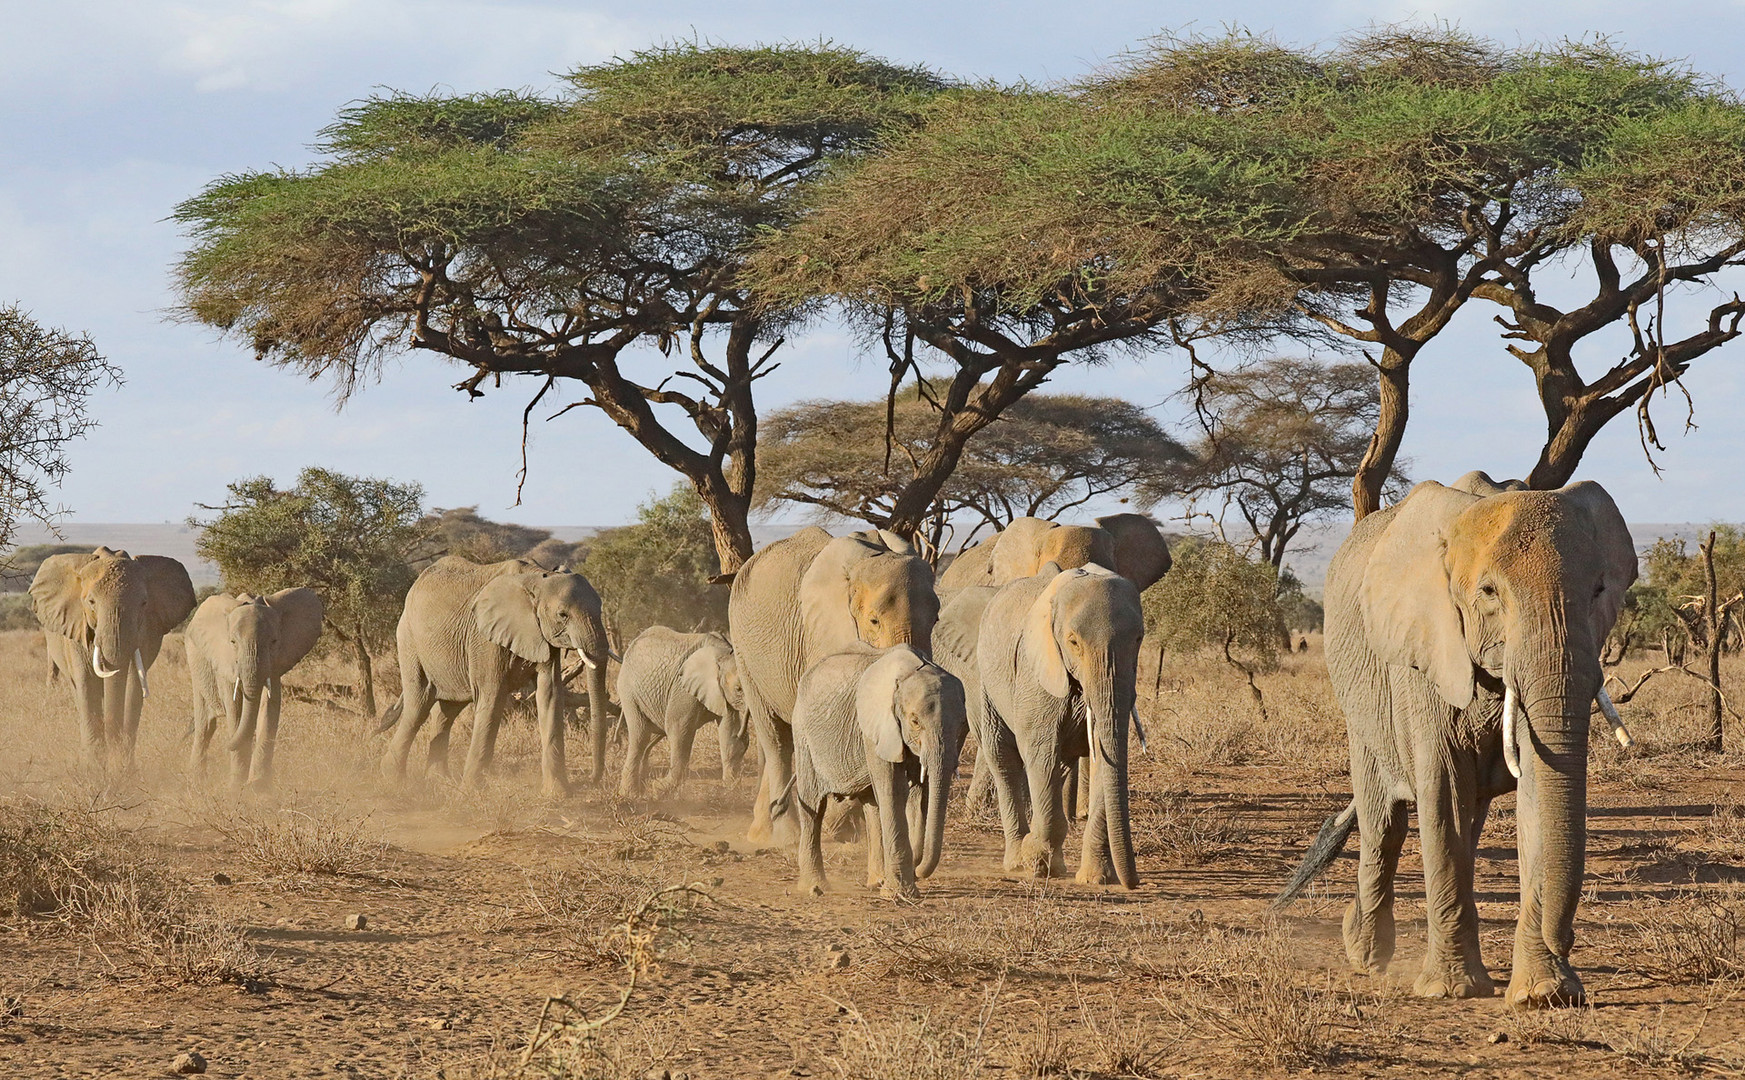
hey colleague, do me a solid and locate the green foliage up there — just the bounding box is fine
[755,384,1188,549]
[0,306,120,552]
[1276,569,1324,633]
[192,467,430,660]
[1143,539,1285,672]
[1612,527,1745,658]
[580,485,726,641]
[0,543,89,593]
[0,593,33,632]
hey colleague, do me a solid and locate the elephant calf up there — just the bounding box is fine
[784,643,966,900]
[185,589,324,788]
[615,627,750,798]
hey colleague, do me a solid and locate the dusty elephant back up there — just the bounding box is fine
[728,527,832,724]
[792,647,882,797]
[617,626,709,727]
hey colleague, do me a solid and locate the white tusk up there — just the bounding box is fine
[1131,708,1149,754]
[1502,682,1522,780]
[91,643,121,679]
[233,676,242,705]
[1596,687,1635,750]
[607,649,623,665]
[579,653,598,670]
[134,650,148,698]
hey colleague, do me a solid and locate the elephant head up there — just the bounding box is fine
[31,547,196,688]
[855,645,967,879]
[1094,513,1173,591]
[219,588,324,755]
[1021,563,1145,888]
[474,566,613,781]
[680,633,751,773]
[801,534,939,657]
[1359,480,1636,1001]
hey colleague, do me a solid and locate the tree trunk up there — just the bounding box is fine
[697,475,756,573]
[1703,531,1726,754]
[352,629,377,718]
[1351,351,1410,520]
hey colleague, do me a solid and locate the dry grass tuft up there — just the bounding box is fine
[0,799,270,987]
[1625,893,1745,984]
[210,806,388,878]
[832,997,994,1080]
[1132,790,1250,865]
[1075,985,1172,1077]
[1158,920,1355,1069]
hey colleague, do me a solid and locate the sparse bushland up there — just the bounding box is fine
[207,806,388,880]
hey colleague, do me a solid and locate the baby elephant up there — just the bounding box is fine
[785,644,966,900]
[615,627,750,798]
[185,589,324,788]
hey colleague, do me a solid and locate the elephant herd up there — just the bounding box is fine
[25,478,1645,1009]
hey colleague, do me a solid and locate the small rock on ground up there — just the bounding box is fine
[171,1050,207,1074]
[344,913,368,931]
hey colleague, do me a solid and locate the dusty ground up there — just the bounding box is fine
[5,628,1745,1079]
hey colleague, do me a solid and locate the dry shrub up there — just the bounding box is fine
[1685,793,1745,859]
[210,807,387,878]
[1132,790,1249,865]
[1075,985,1171,1078]
[832,997,994,1080]
[1602,992,1745,1073]
[1159,920,1353,1069]
[0,800,270,987]
[1626,893,1745,984]
[1506,1004,1598,1047]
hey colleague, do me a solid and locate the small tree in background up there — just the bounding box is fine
[417,506,553,569]
[580,485,726,643]
[0,305,119,555]
[1157,357,1408,568]
[1143,539,1285,720]
[194,467,431,714]
[756,386,1189,554]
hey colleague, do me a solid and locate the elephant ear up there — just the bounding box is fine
[936,536,996,590]
[138,556,196,638]
[474,572,552,663]
[29,551,96,639]
[680,641,730,718]
[1557,480,1638,644]
[1095,513,1172,591]
[857,647,926,763]
[266,587,325,675]
[1451,470,1527,497]
[852,529,915,556]
[800,534,882,652]
[1359,481,1482,709]
[1022,566,1080,699]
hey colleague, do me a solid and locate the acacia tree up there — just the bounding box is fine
[755,386,1188,553]
[1142,539,1285,720]
[1155,357,1407,568]
[748,87,1298,541]
[194,468,430,715]
[0,305,118,553]
[174,45,946,571]
[1093,30,1745,515]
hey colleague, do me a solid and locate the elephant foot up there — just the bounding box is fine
[880,882,922,903]
[541,780,571,800]
[746,817,773,844]
[1018,835,1059,879]
[1413,960,1495,1000]
[1506,956,1584,1009]
[1076,855,1119,886]
[1002,837,1026,872]
[798,879,826,898]
[1341,900,1396,976]
[379,754,408,782]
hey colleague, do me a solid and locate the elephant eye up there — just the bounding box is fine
[1478,583,1497,598]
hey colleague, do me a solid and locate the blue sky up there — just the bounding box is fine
[5,0,1744,530]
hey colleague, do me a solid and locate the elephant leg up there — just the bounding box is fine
[875,769,919,901]
[617,702,652,798]
[983,705,1030,872]
[796,791,828,897]
[536,659,569,798]
[382,668,437,781]
[965,749,994,812]
[426,700,466,777]
[1062,758,1079,825]
[747,709,795,845]
[462,678,511,787]
[1018,738,1068,879]
[1413,753,1493,999]
[1075,754,1092,819]
[1343,754,1409,976]
[72,663,105,769]
[248,681,284,789]
[862,800,885,890]
[659,715,701,800]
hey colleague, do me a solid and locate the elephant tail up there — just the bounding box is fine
[1272,801,1357,907]
[372,698,404,735]
[769,775,797,821]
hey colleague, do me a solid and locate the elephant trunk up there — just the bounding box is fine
[1090,665,1139,889]
[229,683,265,754]
[1515,648,1594,962]
[916,744,953,879]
